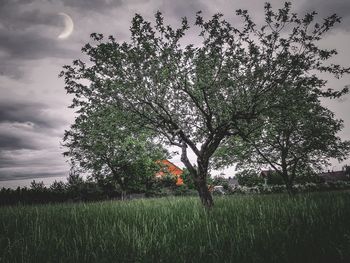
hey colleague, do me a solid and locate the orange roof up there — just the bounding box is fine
[155,160,184,186]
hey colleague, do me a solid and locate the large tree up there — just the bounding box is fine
[61,2,349,207]
[63,105,167,198]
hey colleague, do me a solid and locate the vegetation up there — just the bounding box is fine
[236,169,327,187]
[230,181,350,195]
[212,3,350,195]
[236,170,265,187]
[1,192,350,262]
[61,2,350,207]
[63,104,167,199]
[0,171,198,206]
[218,91,350,194]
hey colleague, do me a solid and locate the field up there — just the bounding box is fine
[1,192,350,263]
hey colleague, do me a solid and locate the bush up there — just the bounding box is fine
[264,172,283,185]
[228,181,350,195]
[236,170,264,186]
[180,169,196,189]
[212,176,230,190]
[157,174,178,188]
[295,174,325,184]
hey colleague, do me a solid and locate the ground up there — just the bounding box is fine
[1,192,350,262]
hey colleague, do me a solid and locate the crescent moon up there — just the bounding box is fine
[58,13,74,39]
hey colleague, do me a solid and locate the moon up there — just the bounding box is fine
[58,13,74,39]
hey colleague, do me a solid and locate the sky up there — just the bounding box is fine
[1,0,350,188]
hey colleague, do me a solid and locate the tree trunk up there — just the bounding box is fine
[180,142,214,208]
[281,157,296,197]
[285,180,296,196]
[195,178,214,208]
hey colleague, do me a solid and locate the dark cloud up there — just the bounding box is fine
[0,149,69,181]
[0,149,61,169]
[0,132,38,151]
[159,0,208,19]
[0,60,25,79]
[0,99,68,129]
[0,170,65,181]
[0,99,67,168]
[0,120,57,151]
[0,0,76,77]
[54,0,123,12]
[1,109,69,181]
[0,5,60,30]
[0,29,74,59]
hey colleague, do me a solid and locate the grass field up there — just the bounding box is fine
[1,192,350,263]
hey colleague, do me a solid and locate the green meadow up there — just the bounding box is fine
[1,192,350,263]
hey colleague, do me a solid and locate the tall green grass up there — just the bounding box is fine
[1,192,350,263]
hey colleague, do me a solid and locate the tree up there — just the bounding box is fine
[63,105,167,199]
[235,170,264,187]
[61,2,349,207]
[30,180,45,191]
[49,181,67,193]
[215,87,350,194]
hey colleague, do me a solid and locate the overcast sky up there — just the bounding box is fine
[1,0,350,187]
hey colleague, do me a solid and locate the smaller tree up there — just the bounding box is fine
[211,176,230,190]
[49,181,67,193]
[63,105,167,198]
[235,170,264,187]
[215,90,350,194]
[30,180,45,191]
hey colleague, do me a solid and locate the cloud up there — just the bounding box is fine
[0,132,38,151]
[0,97,71,180]
[0,171,65,181]
[0,163,67,181]
[0,29,74,61]
[54,0,123,12]
[0,99,67,129]
[0,5,60,30]
[0,97,69,167]
[158,0,208,18]
[299,0,350,31]
[0,0,77,78]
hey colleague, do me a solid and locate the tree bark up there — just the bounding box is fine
[195,178,214,208]
[285,179,296,196]
[281,152,296,196]
[281,171,296,196]
[180,142,214,208]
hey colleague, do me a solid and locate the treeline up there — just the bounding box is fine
[235,170,327,187]
[0,173,197,206]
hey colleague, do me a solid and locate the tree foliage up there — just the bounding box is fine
[215,83,350,194]
[63,105,167,195]
[235,170,265,187]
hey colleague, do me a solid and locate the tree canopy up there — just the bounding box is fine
[63,104,167,196]
[214,85,350,194]
[61,2,349,207]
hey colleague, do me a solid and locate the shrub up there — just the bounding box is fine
[236,170,264,186]
[228,181,350,195]
[212,176,230,190]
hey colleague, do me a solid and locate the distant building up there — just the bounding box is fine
[155,160,184,186]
